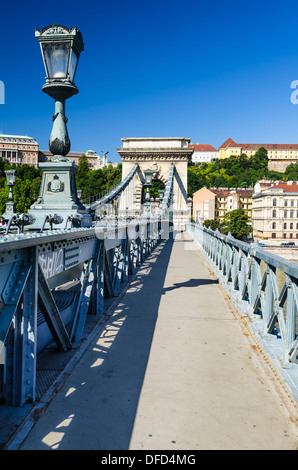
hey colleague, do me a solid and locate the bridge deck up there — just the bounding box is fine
[17,233,297,450]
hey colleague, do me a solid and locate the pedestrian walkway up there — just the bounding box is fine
[16,232,298,450]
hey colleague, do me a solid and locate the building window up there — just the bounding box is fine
[273,198,277,207]
[291,200,294,207]
[285,200,288,207]
[272,233,276,238]
[284,210,287,218]
[284,223,287,229]
[272,210,276,218]
[283,233,287,238]
[272,222,276,229]
[290,211,294,218]
[290,233,293,238]
[290,223,293,229]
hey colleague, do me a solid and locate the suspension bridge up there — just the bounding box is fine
[0,137,297,450]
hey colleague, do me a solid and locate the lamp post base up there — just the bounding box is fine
[2,202,16,221]
[29,159,92,229]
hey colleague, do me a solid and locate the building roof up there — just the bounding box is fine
[241,143,298,150]
[39,150,98,158]
[219,138,298,150]
[0,134,37,142]
[219,138,238,149]
[266,182,298,193]
[188,144,218,152]
[193,187,253,197]
[210,188,253,196]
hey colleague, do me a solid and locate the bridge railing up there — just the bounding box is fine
[0,219,165,406]
[186,223,298,366]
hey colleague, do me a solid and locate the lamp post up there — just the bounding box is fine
[143,169,154,217]
[2,169,17,220]
[35,24,84,158]
[31,25,91,229]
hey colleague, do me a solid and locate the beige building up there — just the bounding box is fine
[252,180,298,240]
[192,187,253,223]
[39,149,108,169]
[0,134,39,167]
[117,137,193,229]
[219,138,298,172]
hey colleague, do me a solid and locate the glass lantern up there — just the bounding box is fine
[35,25,84,84]
[144,169,154,185]
[43,42,70,79]
[5,169,17,187]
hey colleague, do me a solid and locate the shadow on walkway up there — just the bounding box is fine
[163,278,218,292]
[20,238,174,450]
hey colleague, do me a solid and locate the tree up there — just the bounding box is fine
[284,162,298,180]
[150,179,165,199]
[220,209,251,240]
[187,167,205,196]
[186,149,271,197]
[75,162,122,200]
[0,185,9,215]
[203,219,221,231]
[250,146,268,172]
[76,153,90,191]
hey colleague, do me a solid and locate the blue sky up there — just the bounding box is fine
[1,0,298,162]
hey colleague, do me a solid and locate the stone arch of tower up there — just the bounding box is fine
[152,171,167,185]
[117,138,194,229]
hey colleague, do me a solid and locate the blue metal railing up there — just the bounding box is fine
[0,219,165,406]
[186,223,298,366]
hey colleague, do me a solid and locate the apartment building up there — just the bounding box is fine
[219,138,298,172]
[192,186,253,223]
[0,134,39,167]
[252,180,298,240]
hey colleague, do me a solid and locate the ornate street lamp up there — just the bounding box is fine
[144,169,154,199]
[2,169,17,219]
[31,25,91,229]
[35,24,84,157]
[143,169,154,216]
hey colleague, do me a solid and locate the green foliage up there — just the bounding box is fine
[0,186,9,215]
[284,162,298,180]
[203,213,251,239]
[0,162,42,215]
[150,180,165,199]
[76,159,122,200]
[0,156,122,215]
[188,147,270,196]
[76,153,90,186]
[220,209,251,240]
[203,219,221,231]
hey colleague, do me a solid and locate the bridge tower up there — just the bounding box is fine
[117,137,193,230]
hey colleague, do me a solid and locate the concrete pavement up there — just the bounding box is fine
[17,232,298,450]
